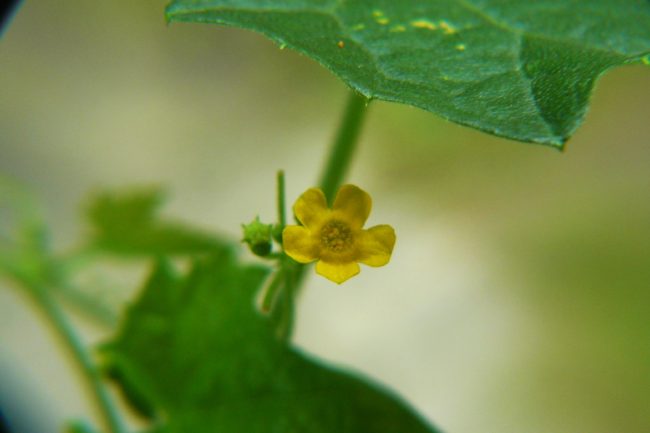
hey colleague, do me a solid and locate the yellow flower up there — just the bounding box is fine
[282,184,396,284]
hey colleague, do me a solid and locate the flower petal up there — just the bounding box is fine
[293,188,328,230]
[283,226,319,263]
[358,225,396,267]
[332,184,372,229]
[316,260,360,284]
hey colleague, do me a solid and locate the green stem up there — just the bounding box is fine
[52,281,117,328]
[277,258,297,340]
[277,170,286,229]
[319,91,369,203]
[26,282,126,433]
[261,268,284,313]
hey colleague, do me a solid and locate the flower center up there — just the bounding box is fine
[320,220,353,252]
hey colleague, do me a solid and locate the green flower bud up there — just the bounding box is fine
[242,216,273,257]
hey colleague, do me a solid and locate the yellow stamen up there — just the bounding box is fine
[320,220,353,252]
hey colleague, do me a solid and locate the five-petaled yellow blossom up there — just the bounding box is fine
[282,184,396,284]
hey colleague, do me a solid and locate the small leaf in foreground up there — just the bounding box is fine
[87,188,229,256]
[103,252,439,433]
[166,0,650,147]
[0,177,53,284]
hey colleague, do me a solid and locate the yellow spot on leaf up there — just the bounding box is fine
[455,43,466,51]
[411,19,437,30]
[372,9,389,25]
[337,40,345,49]
[439,20,457,35]
[352,23,365,31]
[410,18,458,35]
[390,25,406,33]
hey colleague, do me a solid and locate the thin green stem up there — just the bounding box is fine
[277,258,297,341]
[318,91,369,203]
[50,280,117,328]
[261,268,284,313]
[26,282,126,433]
[277,170,286,229]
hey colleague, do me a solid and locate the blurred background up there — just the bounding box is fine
[1,1,649,433]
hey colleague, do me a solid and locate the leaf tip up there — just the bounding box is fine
[640,54,650,67]
[530,137,566,151]
[163,3,180,24]
[524,131,568,151]
[549,135,568,152]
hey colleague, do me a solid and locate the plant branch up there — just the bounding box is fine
[277,170,286,229]
[24,281,126,433]
[319,91,369,203]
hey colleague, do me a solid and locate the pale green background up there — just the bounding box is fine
[1,2,649,433]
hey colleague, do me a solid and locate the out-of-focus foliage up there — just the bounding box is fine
[66,420,100,433]
[103,254,439,433]
[88,189,229,256]
[0,178,52,285]
[166,0,650,147]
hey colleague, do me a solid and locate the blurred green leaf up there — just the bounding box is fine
[65,420,100,433]
[0,177,53,284]
[104,252,438,433]
[88,188,230,256]
[166,0,650,147]
[0,177,47,257]
[0,178,118,325]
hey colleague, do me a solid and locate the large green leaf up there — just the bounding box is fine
[166,0,650,148]
[103,253,438,433]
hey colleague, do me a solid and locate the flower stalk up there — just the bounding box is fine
[319,91,369,203]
